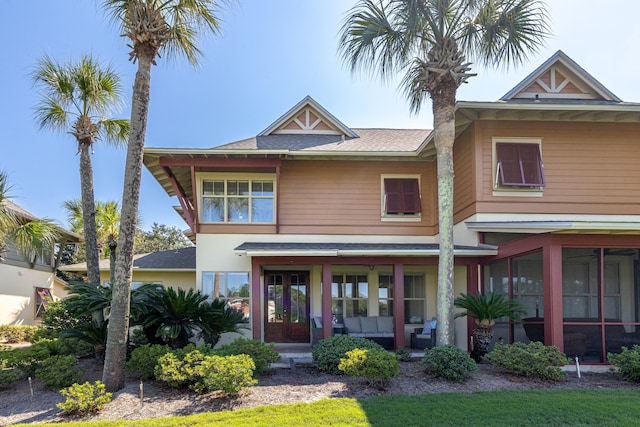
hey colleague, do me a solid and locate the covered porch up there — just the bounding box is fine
[236,242,496,350]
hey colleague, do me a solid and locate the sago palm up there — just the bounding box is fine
[101,0,233,390]
[33,55,129,287]
[454,291,526,360]
[339,0,549,345]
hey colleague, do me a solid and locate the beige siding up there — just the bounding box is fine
[0,263,53,326]
[474,121,640,215]
[453,126,477,223]
[278,160,437,235]
[98,271,196,291]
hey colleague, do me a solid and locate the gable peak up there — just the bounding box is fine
[501,50,620,103]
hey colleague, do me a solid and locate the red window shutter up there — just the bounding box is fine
[496,143,545,187]
[384,178,421,214]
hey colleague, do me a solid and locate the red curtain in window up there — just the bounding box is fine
[496,143,545,186]
[384,178,421,214]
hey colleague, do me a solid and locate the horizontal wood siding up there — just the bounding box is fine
[453,126,477,223]
[475,121,640,214]
[278,160,437,235]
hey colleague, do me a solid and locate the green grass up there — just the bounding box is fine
[17,389,640,427]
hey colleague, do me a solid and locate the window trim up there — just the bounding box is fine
[492,137,545,195]
[199,173,276,224]
[380,174,422,222]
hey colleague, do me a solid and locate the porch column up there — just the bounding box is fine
[466,261,480,352]
[251,257,262,340]
[544,242,564,351]
[322,263,333,339]
[393,262,405,350]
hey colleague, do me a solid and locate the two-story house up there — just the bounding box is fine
[0,200,81,326]
[144,51,640,363]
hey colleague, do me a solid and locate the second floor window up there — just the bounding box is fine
[202,179,274,223]
[382,177,421,216]
[495,142,545,188]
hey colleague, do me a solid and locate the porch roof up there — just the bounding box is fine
[465,220,640,234]
[234,242,497,257]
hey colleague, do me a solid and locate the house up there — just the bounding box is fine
[0,201,81,326]
[60,246,196,291]
[143,51,640,363]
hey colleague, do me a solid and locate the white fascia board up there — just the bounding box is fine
[236,250,339,257]
[466,221,640,233]
[144,147,290,156]
[456,101,640,113]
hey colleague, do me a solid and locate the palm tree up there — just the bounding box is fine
[101,0,233,390]
[0,171,61,266]
[339,0,549,345]
[454,291,526,360]
[32,55,129,288]
[65,199,122,283]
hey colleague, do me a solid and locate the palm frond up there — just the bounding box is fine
[11,219,60,263]
[454,291,527,322]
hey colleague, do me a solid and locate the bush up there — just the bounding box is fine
[193,354,257,395]
[126,344,172,380]
[57,381,112,415]
[339,348,400,387]
[0,325,40,343]
[0,368,21,388]
[421,345,478,381]
[608,345,640,382]
[0,341,51,376]
[155,349,206,388]
[36,355,82,389]
[395,347,412,362]
[488,341,569,381]
[215,338,280,376]
[312,335,384,375]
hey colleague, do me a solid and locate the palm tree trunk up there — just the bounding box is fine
[432,83,457,346]
[103,55,152,392]
[80,145,101,287]
[108,235,117,285]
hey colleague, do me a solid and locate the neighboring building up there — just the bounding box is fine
[0,201,81,326]
[143,51,640,363]
[60,246,196,292]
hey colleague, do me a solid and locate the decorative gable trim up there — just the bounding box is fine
[501,50,620,102]
[259,95,358,138]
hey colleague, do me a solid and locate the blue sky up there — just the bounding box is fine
[2,1,639,232]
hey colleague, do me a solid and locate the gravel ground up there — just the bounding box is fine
[1,358,637,425]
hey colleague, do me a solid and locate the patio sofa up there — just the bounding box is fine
[343,316,394,349]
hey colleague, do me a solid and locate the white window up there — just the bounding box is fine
[380,174,422,221]
[202,272,251,320]
[492,137,544,194]
[201,176,274,223]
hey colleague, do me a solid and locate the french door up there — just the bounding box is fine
[264,271,310,343]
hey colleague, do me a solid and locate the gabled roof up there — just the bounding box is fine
[1,200,82,242]
[213,128,429,152]
[60,246,196,272]
[259,96,359,138]
[501,50,621,103]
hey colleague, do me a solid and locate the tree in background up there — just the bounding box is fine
[0,171,60,266]
[32,55,129,287]
[134,222,192,254]
[338,0,549,345]
[101,0,234,390]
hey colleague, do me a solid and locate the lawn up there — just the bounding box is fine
[18,389,640,427]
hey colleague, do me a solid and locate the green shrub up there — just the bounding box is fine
[0,368,21,388]
[215,338,280,376]
[0,325,40,343]
[57,381,112,415]
[421,345,478,381]
[339,348,400,387]
[608,345,640,382]
[488,341,569,381]
[312,335,384,375]
[395,347,412,362]
[155,349,206,388]
[126,344,172,380]
[0,341,51,376]
[193,354,257,395]
[36,355,82,389]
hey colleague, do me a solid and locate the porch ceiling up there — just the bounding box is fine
[234,242,497,257]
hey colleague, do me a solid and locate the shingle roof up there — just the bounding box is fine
[213,128,430,152]
[61,246,196,272]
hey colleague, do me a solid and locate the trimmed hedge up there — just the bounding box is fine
[339,348,400,387]
[0,325,40,343]
[421,345,478,381]
[608,345,640,383]
[312,335,384,375]
[488,341,569,381]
